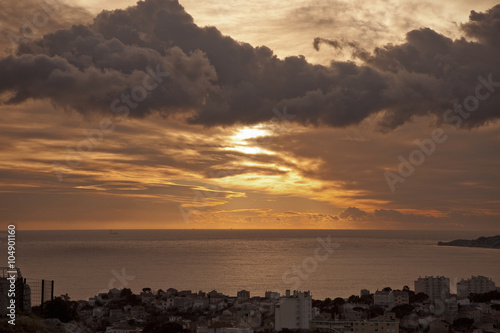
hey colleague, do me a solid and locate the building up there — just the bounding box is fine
[105,323,142,333]
[275,290,312,331]
[193,297,209,309]
[457,276,496,298]
[459,307,482,324]
[374,290,409,309]
[108,288,121,300]
[415,276,450,301]
[392,291,409,306]
[140,290,155,303]
[130,305,145,318]
[360,289,370,297]
[311,319,399,333]
[429,321,449,333]
[343,303,369,321]
[237,290,250,302]
[197,328,253,333]
[109,308,124,321]
[442,297,458,323]
[374,291,394,309]
[265,291,280,300]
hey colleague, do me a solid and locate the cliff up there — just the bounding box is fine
[438,235,500,249]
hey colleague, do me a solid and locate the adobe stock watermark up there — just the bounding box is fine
[281,234,339,291]
[433,276,462,316]
[178,106,296,224]
[52,65,169,182]
[3,0,61,49]
[97,267,135,296]
[385,74,500,192]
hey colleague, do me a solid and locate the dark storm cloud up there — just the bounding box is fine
[461,6,500,45]
[1,0,500,129]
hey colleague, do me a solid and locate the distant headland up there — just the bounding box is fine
[438,235,500,249]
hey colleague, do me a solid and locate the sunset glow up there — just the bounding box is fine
[0,0,499,232]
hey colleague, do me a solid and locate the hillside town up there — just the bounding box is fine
[1,275,500,333]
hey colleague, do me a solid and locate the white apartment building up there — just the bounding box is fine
[415,276,450,301]
[457,276,496,298]
[275,290,312,331]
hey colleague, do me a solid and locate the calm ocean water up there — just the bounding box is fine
[5,229,500,301]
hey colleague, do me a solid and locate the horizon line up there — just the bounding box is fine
[8,228,500,232]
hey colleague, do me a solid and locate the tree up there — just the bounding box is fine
[97,318,111,332]
[312,299,323,309]
[409,292,428,304]
[391,304,415,319]
[43,295,78,323]
[369,306,384,318]
[121,288,133,298]
[452,318,474,331]
[359,294,374,305]
[142,287,152,293]
[333,297,346,307]
[332,297,346,315]
[403,286,411,292]
[383,287,392,292]
[469,290,500,303]
[348,295,360,303]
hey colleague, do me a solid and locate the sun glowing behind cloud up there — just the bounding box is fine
[225,126,276,155]
[232,127,270,142]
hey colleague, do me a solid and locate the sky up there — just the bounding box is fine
[0,0,499,230]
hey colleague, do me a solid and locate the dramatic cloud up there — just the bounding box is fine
[0,0,499,130]
[0,0,92,54]
[337,207,370,221]
[1,98,499,229]
[333,206,499,229]
[1,0,500,231]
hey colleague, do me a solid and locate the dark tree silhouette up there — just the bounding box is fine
[333,297,346,307]
[369,306,385,318]
[469,290,500,303]
[121,288,133,298]
[452,318,474,331]
[391,304,415,319]
[42,294,78,323]
[409,292,428,304]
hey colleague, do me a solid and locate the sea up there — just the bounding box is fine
[5,229,500,301]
